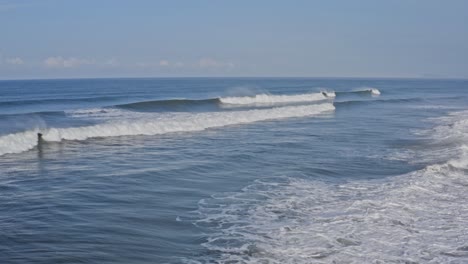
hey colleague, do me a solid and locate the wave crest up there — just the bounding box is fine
[0,103,335,156]
[219,92,327,105]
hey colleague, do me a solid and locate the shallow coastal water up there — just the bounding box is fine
[0,78,467,263]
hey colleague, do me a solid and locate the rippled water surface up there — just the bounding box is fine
[0,78,467,263]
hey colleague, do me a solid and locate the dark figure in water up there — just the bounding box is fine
[37,133,43,158]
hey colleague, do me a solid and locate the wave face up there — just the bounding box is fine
[0,103,334,156]
[115,98,219,112]
[194,110,468,263]
[219,92,327,105]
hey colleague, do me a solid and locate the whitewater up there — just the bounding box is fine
[0,103,334,156]
[0,78,466,264]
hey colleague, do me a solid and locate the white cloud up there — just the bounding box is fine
[44,56,95,68]
[198,58,234,69]
[159,60,169,66]
[6,57,24,65]
[104,58,119,67]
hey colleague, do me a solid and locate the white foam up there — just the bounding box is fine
[354,87,381,96]
[196,157,468,263]
[370,88,381,95]
[0,103,334,156]
[219,92,327,105]
[0,130,40,156]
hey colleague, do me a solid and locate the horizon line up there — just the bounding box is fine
[1,75,467,82]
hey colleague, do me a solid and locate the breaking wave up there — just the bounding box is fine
[104,92,331,112]
[0,130,40,157]
[0,103,335,156]
[219,92,327,105]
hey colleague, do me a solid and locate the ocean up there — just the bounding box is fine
[0,78,467,263]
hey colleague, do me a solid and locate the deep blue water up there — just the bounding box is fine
[0,78,467,263]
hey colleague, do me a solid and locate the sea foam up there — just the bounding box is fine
[196,157,468,263]
[194,109,468,263]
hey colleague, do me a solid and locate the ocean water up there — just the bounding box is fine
[0,78,467,263]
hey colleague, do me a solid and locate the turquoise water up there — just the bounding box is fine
[0,78,467,263]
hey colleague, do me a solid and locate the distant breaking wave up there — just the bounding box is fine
[0,90,379,116]
[115,92,330,111]
[0,103,335,156]
[335,88,381,96]
[219,92,327,105]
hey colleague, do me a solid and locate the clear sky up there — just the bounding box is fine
[1,0,467,79]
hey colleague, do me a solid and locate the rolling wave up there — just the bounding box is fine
[335,87,381,96]
[0,90,379,116]
[115,98,219,111]
[0,103,335,156]
[112,92,330,111]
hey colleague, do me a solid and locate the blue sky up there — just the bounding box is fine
[0,0,467,79]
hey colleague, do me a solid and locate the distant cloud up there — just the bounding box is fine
[198,58,234,69]
[159,60,169,66]
[44,56,95,68]
[104,58,119,67]
[5,57,24,65]
[134,57,235,72]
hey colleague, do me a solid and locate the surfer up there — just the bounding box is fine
[37,133,44,158]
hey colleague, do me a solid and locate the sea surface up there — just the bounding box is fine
[0,78,467,263]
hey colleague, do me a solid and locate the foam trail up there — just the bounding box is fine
[219,92,327,105]
[0,103,334,156]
